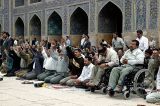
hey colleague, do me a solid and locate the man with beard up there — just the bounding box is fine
[86,46,119,88]
[108,40,145,92]
[60,48,84,86]
[74,56,94,88]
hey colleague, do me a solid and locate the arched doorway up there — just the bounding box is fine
[48,12,62,36]
[70,7,88,46]
[98,2,122,43]
[15,17,24,37]
[48,11,62,42]
[29,15,41,42]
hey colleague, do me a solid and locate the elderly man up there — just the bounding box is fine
[136,30,149,52]
[86,46,119,87]
[108,40,144,92]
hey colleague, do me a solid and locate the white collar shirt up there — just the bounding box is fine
[120,48,144,66]
[81,38,85,46]
[78,63,94,81]
[136,36,149,52]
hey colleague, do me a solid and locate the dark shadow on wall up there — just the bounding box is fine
[98,2,122,36]
[70,7,88,35]
[30,15,41,36]
[0,24,1,34]
[15,17,24,36]
[48,12,62,35]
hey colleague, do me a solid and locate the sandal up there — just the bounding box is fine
[22,81,34,84]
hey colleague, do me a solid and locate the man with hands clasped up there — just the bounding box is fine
[86,46,119,87]
[108,40,145,92]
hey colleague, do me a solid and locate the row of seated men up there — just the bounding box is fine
[1,40,159,103]
[1,38,158,88]
[0,29,159,104]
[1,38,160,103]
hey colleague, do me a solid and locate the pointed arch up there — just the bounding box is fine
[70,7,88,35]
[48,11,62,35]
[98,1,123,35]
[29,15,41,36]
[98,1,123,14]
[15,17,24,36]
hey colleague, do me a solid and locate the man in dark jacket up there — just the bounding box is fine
[82,35,91,50]
[5,47,21,76]
[24,46,44,80]
[60,48,84,86]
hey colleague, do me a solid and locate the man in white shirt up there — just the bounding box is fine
[108,40,145,92]
[149,37,156,50]
[136,30,149,52]
[66,35,72,46]
[80,34,86,49]
[74,56,94,87]
[37,40,58,81]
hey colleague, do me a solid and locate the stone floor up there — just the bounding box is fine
[0,76,157,106]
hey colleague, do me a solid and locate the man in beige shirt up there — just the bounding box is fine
[86,47,119,87]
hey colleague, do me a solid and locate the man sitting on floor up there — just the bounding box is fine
[60,48,84,86]
[37,39,58,81]
[45,48,69,84]
[74,56,94,88]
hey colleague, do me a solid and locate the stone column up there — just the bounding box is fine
[63,6,68,36]
[89,0,97,46]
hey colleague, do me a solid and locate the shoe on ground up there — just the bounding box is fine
[22,81,34,84]
[114,85,122,92]
[34,82,44,87]
[0,77,3,81]
[16,77,25,80]
[107,86,113,91]
[85,88,90,91]
[75,85,84,88]
[4,73,15,77]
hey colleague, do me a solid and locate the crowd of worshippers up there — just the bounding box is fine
[0,30,160,104]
